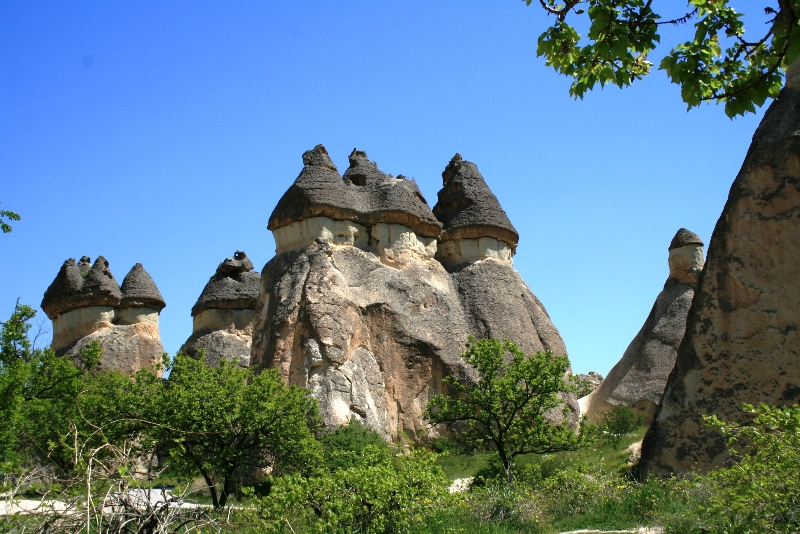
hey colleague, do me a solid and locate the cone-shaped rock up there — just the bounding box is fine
[120,264,166,311]
[192,251,261,315]
[641,67,800,478]
[268,145,441,246]
[433,154,519,250]
[79,256,122,307]
[580,229,704,424]
[42,258,87,319]
[182,251,260,367]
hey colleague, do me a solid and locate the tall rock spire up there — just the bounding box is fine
[641,62,800,478]
[580,229,704,424]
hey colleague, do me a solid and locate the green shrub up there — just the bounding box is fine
[256,445,449,533]
[665,404,800,533]
[319,417,389,472]
[599,406,643,449]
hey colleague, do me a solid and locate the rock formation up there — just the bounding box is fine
[640,66,800,477]
[579,229,704,423]
[252,145,573,439]
[41,257,166,374]
[180,251,260,367]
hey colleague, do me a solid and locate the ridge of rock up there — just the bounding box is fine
[191,251,261,316]
[640,79,800,477]
[120,263,166,311]
[432,154,519,250]
[268,145,441,238]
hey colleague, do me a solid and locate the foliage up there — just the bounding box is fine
[319,417,389,472]
[143,353,323,509]
[255,445,449,533]
[424,337,594,482]
[665,403,800,533]
[0,202,21,234]
[529,0,800,117]
[598,405,643,448]
[0,302,102,471]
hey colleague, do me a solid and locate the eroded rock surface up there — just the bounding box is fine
[580,229,704,424]
[181,251,260,367]
[253,146,573,438]
[42,258,166,374]
[640,76,800,477]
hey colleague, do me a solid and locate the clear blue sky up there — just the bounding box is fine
[1,1,770,375]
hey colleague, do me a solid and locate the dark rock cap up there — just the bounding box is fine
[41,256,121,319]
[433,154,519,249]
[268,145,441,238]
[669,228,704,250]
[191,251,261,316]
[41,258,87,319]
[79,256,122,307]
[120,263,166,311]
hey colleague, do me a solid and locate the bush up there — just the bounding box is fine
[318,417,389,472]
[256,445,448,533]
[599,406,643,449]
[665,404,800,533]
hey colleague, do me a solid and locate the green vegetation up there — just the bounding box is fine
[0,202,20,233]
[424,336,594,482]
[2,307,799,533]
[528,0,800,117]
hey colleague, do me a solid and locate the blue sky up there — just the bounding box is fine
[1,1,770,375]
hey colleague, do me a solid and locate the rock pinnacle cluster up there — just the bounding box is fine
[251,145,575,438]
[41,257,166,373]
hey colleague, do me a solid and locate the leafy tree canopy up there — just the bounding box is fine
[0,202,20,234]
[529,0,800,117]
[424,336,595,483]
[140,353,323,509]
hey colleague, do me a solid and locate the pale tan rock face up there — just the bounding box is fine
[435,237,513,264]
[61,322,165,375]
[668,244,704,285]
[252,237,574,439]
[640,82,800,477]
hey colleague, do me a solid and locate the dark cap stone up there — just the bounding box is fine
[79,256,122,307]
[41,258,87,319]
[191,251,261,316]
[268,145,441,238]
[669,228,704,250]
[432,154,519,249]
[120,263,166,311]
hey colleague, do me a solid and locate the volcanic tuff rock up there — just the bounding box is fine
[181,251,260,368]
[252,146,575,438]
[580,229,704,424]
[433,153,518,261]
[640,69,800,477]
[42,257,166,374]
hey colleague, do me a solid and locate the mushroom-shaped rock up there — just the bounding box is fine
[268,145,441,255]
[580,229,705,424]
[42,258,88,319]
[79,256,122,307]
[191,251,261,316]
[668,229,705,285]
[433,154,519,263]
[120,264,166,311]
[43,256,165,374]
[182,251,261,367]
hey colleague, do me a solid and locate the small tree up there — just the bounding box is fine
[424,337,594,483]
[144,354,323,509]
